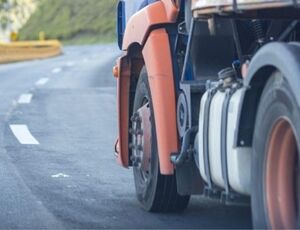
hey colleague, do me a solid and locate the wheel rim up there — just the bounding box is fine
[266,118,299,229]
[131,101,152,183]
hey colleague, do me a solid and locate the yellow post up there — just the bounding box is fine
[10,32,19,42]
[39,31,45,41]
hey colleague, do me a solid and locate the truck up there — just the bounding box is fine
[113,0,300,228]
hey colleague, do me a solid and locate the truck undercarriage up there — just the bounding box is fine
[114,0,300,228]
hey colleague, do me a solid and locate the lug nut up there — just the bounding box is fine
[137,145,143,151]
[132,161,140,167]
[131,113,141,122]
[136,129,143,135]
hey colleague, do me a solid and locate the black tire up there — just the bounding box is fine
[132,67,190,212]
[251,71,300,228]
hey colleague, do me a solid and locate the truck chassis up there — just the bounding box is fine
[114,0,300,228]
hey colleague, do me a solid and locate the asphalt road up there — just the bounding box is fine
[0,44,252,229]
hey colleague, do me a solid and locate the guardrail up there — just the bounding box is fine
[0,40,62,64]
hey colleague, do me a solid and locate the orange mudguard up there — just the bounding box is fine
[115,55,131,167]
[142,28,179,175]
[122,1,178,50]
[115,0,179,175]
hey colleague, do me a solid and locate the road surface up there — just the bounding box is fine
[0,44,252,229]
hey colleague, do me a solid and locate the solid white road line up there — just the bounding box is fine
[52,68,62,74]
[18,94,33,104]
[35,78,49,86]
[10,125,40,145]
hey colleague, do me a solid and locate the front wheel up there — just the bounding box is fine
[131,67,190,212]
[251,71,300,228]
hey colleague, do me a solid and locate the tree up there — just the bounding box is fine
[0,0,36,41]
[0,0,16,30]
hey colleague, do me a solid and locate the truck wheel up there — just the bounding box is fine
[131,67,190,212]
[252,71,300,228]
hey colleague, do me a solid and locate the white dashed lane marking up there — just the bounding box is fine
[18,94,33,104]
[10,125,40,145]
[51,173,70,178]
[52,68,62,74]
[35,78,49,86]
[65,62,74,67]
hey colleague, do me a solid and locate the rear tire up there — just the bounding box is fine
[251,71,300,228]
[132,67,190,212]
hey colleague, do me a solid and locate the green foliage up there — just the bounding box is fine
[0,0,18,30]
[19,0,117,44]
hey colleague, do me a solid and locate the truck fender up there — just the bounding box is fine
[114,31,178,175]
[142,28,178,175]
[236,42,300,147]
[114,55,131,167]
[114,1,179,174]
[122,0,178,50]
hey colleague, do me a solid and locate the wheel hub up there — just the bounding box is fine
[266,118,299,229]
[131,103,151,174]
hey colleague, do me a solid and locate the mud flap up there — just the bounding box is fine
[175,159,204,196]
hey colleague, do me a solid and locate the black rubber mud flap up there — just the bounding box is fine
[175,159,204,196]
